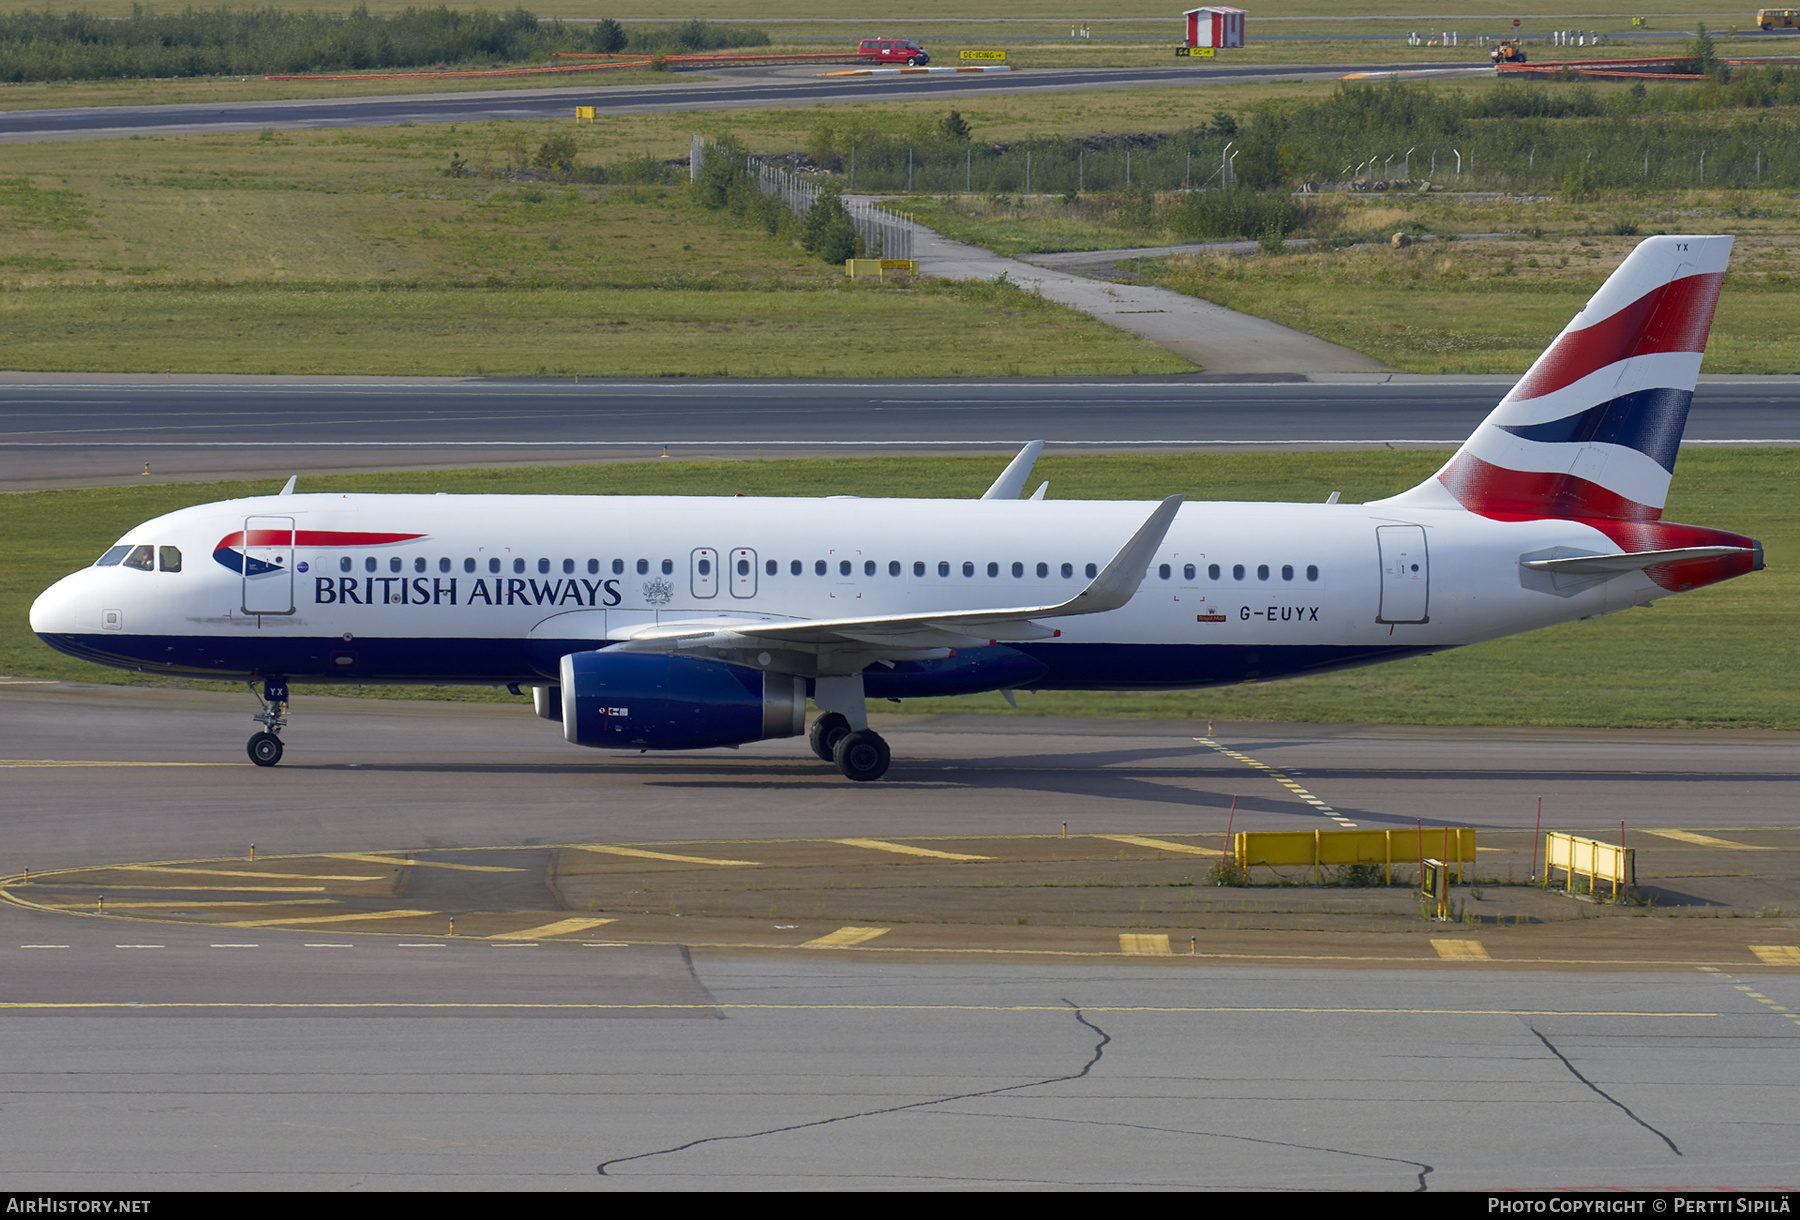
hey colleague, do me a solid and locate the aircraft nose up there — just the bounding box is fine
[30,570,87,636]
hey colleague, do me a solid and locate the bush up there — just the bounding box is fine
[801,191,858,264]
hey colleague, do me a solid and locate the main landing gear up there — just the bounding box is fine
[247,677,288,767]
[808,707,892,783]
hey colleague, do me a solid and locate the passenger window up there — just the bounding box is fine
[1208,564,1220,580]
[737,558,750,576]
[390,556,402,573]
[540,558,552,575]
[1257,564,1270,581]
[587,559,599,575]
[766,560,778,576]
[562,558,575,575]
[1158,564,1170,580]
[636,559,649,575]
[1085,563,1098,578]
[1012,562,1024,578]
[840,560,852,576]
[513,558,526,574]
[95,545,131,567]
[440,557,452,573]
[1232,564,1245,580]
[1307,565,1320,582]
[815,560,827,576]
[613,559,625,575]
[1036,562,1048,578]
[910,561,921,576]
[414,556,426,573]
[1282,564,1294,581]
[159,546,182,573]
[1060,562,1072,578]
[1183,564,1195,581]
[792,560,803,576]
[962,562,975,577]
[986,562,998,577]
[489,558,502,574]
[123,545,154,571]
[365,556,377,573]
[464,558,476,573]
[660,559,673,575]
[864,560,876,577]
[938,561,950,577]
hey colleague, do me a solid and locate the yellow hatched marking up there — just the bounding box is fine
[1120,933,1172,956]
[319,853,521,873]
[1431,939,1491,961]
[218,908,438,928]
[47,884,326,893]
[1094,834,1215,857]
[46,899,338,910]
[489,917,617,940]
[574,845,760,867]
[118,866,385,882]
[800,926,889,948]
[1750,946,1800,965]
[1640,829,1760,850]
[832,837,992,861]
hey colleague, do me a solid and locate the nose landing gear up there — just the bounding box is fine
[247,677,288,767]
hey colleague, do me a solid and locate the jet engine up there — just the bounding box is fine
[558,650,806,751]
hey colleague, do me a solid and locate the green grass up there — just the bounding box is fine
[6,450,1795,729]
[906,191,1800,373]
[0,129,1188,376]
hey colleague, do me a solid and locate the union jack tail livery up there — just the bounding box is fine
[1385,234,1732,523]
[1377,235,1757,593]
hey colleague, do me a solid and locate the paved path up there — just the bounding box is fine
[898,211,1395,375]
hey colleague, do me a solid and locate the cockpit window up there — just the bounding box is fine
[121,545,154,571]
[159,546,182,573]
[94,545,131,567]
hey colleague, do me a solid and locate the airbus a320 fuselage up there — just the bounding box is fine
[30,235,1763,780]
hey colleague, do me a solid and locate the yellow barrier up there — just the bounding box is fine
[1543,832,1634,903]
[845,259,918,278]
[1235,827,1475,886]
[575,106,597,123]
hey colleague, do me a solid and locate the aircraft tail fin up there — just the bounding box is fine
[1377,234,1732,522]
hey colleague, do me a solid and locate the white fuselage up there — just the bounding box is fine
[31,492,1657,692]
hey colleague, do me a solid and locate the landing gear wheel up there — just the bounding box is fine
[247,732,283,767]
[832,729,890,782]
[809,712,851,762]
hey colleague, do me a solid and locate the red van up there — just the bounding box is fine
[857,38,930,65]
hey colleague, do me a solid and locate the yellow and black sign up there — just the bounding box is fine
[1176,46,1217,57]
[959,48,1007,61]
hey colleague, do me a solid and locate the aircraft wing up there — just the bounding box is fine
[617,494,1183,652]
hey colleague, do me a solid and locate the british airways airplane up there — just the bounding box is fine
[29,236,1763,781]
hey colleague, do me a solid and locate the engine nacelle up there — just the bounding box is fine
[558,650,806,751]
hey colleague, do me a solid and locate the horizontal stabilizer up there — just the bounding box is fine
[1522,546,1753,575]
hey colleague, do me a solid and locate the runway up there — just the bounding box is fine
[4,375,1797,489]
[2,684,1797,1188]
[0,62,1467,143]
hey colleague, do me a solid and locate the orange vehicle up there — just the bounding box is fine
[1757,9,1798,29]
[1490,38,1528,63]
